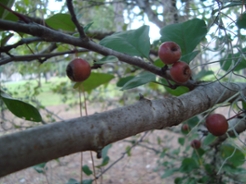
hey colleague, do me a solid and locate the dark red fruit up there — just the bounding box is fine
[170,61,191,83]
[181,124,190,134]
[66,58,91,82]
[191,139,201,149]
[205,114,228,136]
[158,41,181,65]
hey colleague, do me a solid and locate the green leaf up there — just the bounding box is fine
[203,134,217,146]
[101,144,112,159]
[220,145,245,167]
[220,52,246,72]
[1,92,42,122]
[181,50,200,64]
[158,78,189,96]
[96,156,110,168]
[126,145,131,156]
[121,72,156,90]
[172,147,180,155]
[242,101,246,110]
[178,137,185,146]
[0,0,15,20]
[160,18,207,55]
[223,165,246,174]
[236,13,246,29]
[33,163,47,174]
[186,178,197,184]
[182,116,200,128]
[161,168,179,178]
[74,72,114,92]
[174,177,183,184]
[82,165,93,176]
[204,164,213,174]
[95,55,118,64]
[100,25,150,58]
[82,180,93,184]
[83,22,93,33]
[154,58,165,68]
[45,13,76,32]
[1,32,14,47]
[197,176,209,183]
[193,70,214,80]
[192,148,205,158]
[117,76,135,87]
[164,85,189,96]
[66,178,79,184]
[179,158,199,173]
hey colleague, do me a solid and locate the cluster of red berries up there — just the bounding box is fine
[182,113,229,149]
[66,58,91,82]
[158,41,191,83]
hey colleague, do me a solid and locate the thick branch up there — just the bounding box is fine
[0,82,245,177]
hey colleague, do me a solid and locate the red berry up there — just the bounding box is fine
[170,61,191,83]
[205,114,228,136]
[191,139,201,149]
[158,41,181,65]
[66,58,91,82]
[181,124,190,134]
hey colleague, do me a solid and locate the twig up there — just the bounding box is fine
[0,37,43,52]
[66,0,87,39]
[0,48,89,65]
[0,2,30,23]
[95,131,149,180]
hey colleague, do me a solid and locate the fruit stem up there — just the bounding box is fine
[226,111,245,121]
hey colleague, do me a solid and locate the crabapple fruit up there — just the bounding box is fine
[158,41,181,65]
[66,58,91,82]
[181,124,190,134]
[170,61,191,83]
[191,139,201,149]
[205,113,228,136]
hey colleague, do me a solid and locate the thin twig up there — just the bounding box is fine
[0,37,43,52]
[0,48,88,65]
[66,0,87,39]
[95,131,149,180]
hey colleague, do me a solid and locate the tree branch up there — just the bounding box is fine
[66,0,87,39]
[0,48,88,65]
[0,37,43,52]
[0,82,245,177]
[135,0,164,28]
[0,19,195,86]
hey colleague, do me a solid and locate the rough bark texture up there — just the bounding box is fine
[0,82,245,177]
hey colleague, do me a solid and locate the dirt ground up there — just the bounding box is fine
[0,104,177,184]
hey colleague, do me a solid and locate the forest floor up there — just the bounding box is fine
[0,104,179,184]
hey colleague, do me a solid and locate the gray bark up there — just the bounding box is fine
[0,82,245,177]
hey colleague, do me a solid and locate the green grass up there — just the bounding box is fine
[3,77,75,106]
[3,76,122,107]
